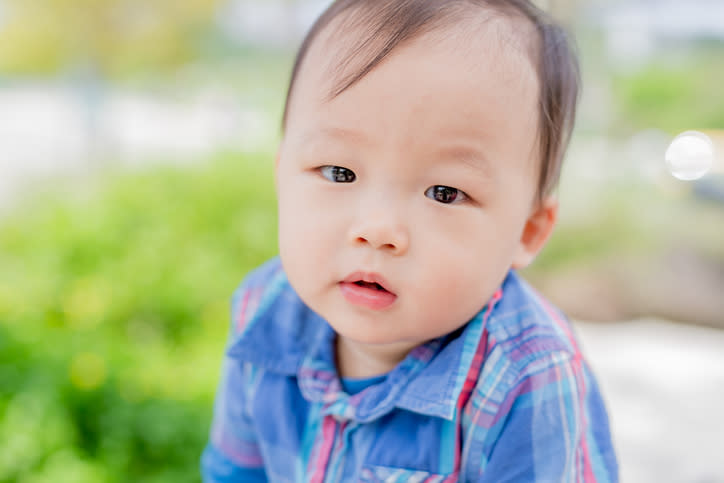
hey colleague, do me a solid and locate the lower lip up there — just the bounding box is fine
[339,282,397,310]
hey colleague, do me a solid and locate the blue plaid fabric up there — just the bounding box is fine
[202,258,618,482]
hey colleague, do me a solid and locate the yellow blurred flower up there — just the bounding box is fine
[62,278,111,329]
[69,352,107,391]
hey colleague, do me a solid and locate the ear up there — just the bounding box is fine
[511,196,558,270]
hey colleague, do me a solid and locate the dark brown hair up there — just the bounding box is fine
[281,0,580,201]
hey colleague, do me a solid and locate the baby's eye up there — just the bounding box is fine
[425,185,467,204]
[319,165,356,183]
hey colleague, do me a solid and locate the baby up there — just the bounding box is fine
[202,0,618,481]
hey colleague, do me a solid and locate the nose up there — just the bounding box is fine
[348,211,409,256]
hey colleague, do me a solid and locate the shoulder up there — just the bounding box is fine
[471,271,590,410]
[462,272,618,481]
[225,258,330,374]
[486,270,582,373]
[229,257,287,338]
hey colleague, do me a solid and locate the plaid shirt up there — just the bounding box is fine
[201,258,618,482]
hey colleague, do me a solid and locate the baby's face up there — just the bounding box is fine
[276,24,551,364]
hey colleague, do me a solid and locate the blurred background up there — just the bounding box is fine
[0,0,722,481]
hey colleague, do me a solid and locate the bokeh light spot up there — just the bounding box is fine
[62,277,111,329]
[69,352,107,391]
[665,131,714,181]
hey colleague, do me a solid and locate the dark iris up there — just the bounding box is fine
[427,185,459,204]
[329,166,355,182]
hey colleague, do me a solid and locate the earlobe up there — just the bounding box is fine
[511,197,558,269]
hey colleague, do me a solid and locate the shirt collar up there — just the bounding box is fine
[227,272,504,422]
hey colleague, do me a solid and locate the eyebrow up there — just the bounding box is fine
[436,144,495,179]
[303,126,372,147]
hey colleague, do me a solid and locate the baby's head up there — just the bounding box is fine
[274,0,580,372]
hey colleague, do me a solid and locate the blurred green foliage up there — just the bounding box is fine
[532,182,724,274]
[0,0,221,77]
[0,153,277,482]
[610,49,724,134]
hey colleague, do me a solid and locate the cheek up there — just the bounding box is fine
[278,193,313,254]
[409,248,506,332]
[277,175,341,261]
[409,212,518,295]
[278,189,323,298]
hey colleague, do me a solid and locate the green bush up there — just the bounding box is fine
[0,152,277,482]
[611,50,724,134]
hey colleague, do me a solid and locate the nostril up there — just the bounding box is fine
[354,237,398,251]
[350,232,404,253]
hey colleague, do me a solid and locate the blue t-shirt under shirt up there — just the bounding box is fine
[341,374,387,395]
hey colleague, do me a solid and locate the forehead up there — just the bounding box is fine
[288,5,539,109]
[283,10,540,175]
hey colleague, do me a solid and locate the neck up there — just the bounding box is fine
[335,335,415,379]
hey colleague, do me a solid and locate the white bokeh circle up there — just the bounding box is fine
[665,131,714,181]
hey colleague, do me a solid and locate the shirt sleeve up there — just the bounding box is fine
[468,353,619,482]
[201,358,267,482]
[201,282,269,482]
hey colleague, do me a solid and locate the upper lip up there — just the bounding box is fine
[342,271,395,294]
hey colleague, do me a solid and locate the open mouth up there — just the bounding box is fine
[353,280,388,292]
[339,272,397,310]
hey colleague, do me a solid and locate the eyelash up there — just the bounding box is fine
[317,165,468,205]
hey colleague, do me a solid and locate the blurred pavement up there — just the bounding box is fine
[576,319,724,483]
[0,84,275,211]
